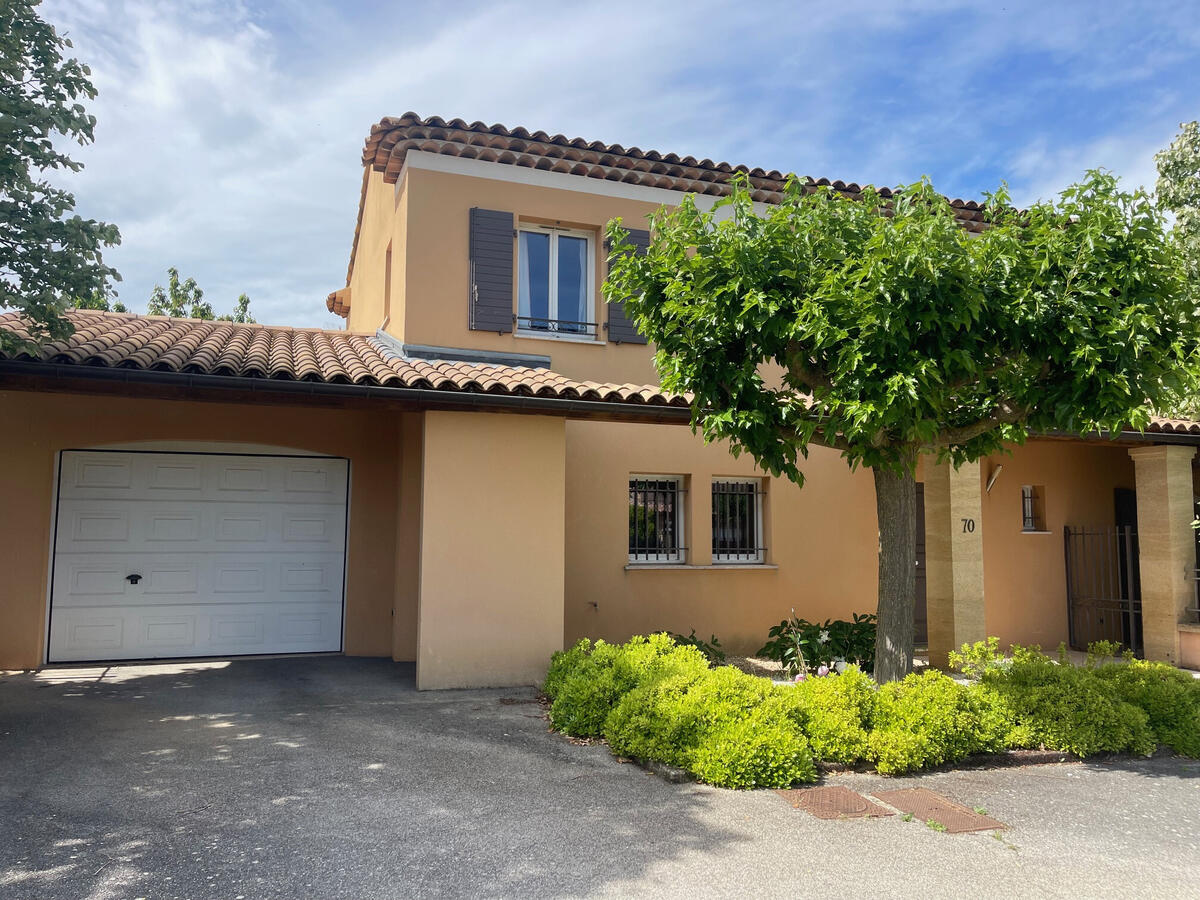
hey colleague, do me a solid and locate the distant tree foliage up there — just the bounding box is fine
[1154,121,1200,419]
[145,267,253,322]
[1,0,121,351]
[72,293,126,313]
[1156,120,1200,277]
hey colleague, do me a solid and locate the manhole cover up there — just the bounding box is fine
[873,788,1006,833]
[776,786,894,820]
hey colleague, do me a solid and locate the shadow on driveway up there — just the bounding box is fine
[0,657,745,899]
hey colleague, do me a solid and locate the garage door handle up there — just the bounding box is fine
[126,574,143,585]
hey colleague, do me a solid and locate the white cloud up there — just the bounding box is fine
[36,0,1200,328]
[1007,129,1177,208]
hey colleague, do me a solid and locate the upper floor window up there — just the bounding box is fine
[517,225,595,340]
[712,478,764,563]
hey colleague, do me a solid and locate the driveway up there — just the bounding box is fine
[1,657,1198,900]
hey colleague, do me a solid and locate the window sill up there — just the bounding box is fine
[1020,530,1053,535]
[515,330,605,346]
[625,563,778,571]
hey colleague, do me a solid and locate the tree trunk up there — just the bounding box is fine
[873,466,917,683]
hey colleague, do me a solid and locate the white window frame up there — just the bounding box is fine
[628,474,686,565]
[516,224,596,342]
[712,476,765,564]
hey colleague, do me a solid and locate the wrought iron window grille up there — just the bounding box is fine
[629,478,687,563]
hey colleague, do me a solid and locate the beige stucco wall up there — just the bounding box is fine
[347,170,407,335]
[979,440,1135,651]
[0,389,409,670]
[416,411,566,689]
[394,167,665,384]
[564,419,880,655]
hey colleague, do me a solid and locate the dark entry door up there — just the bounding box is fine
[914,483,927,645]
[1063,488,1142,655]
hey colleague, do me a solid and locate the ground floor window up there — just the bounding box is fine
[1021,484,1046,532]
[629,476,685,563]
[712,478,764,563]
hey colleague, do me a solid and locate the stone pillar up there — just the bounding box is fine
[1129,445,1196,665]
[924,460,986,668]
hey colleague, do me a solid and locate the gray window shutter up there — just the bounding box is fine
[469,208,514,333]
[605,228,650,344]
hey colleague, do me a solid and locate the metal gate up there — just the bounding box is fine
[1063,526,1142,655]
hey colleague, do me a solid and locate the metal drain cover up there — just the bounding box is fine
[776,785,894,820]
[873,788,1006,833]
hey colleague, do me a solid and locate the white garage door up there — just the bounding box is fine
[48,450,349,663]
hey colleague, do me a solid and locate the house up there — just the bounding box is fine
[2,112,1199,688]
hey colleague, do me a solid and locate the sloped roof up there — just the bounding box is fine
[0,309,689,410]
[338,112,993,295]
[1146,416,1200,435]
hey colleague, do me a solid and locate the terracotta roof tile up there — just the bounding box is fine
[333,112,996,305]
[0,309,690,412]
[1147,416,1200,435]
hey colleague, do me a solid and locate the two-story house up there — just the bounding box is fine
[2,112,1199,687]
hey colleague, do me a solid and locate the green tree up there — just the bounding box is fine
[71,292,126,312]
[1,0,120,351]
[147,267,212,319]
[1156,120,1200,278]
[145,268,253,322]
[217,293,255,324]
[606,172,1197,682]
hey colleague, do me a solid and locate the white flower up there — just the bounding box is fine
[818,630,830,644]
[833,658,847,674]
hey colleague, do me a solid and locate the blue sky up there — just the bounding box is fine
[44,0,1200,328]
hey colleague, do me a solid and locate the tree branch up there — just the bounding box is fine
[934,401,1029,446]
[784,342,835,393]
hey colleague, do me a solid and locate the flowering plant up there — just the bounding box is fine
[758,610,877,678]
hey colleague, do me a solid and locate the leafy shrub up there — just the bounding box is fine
[543,638,592,700]
[1085,640,1126,666]
[604,665,774,766]
[1093,659,1200,757]
[688,710,817,789]
[868,670,1012,775]
[548,634,709,737]
[667,629,726,665]
[757,611,876,676]
[948,637,1010,679]
[766,665,876,765]
[980,647,1155,757]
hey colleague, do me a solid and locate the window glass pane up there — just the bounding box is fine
[712,481,760,561]
[557,235,588,332]
[518,231,551,329]
[629,478,680,561]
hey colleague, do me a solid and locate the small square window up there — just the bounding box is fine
[517,225,596,339]
[1021,485,1046,532]
[629,476,685,563]
[712,478,764,563]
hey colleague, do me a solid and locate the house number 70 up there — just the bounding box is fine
[961,518,975,533]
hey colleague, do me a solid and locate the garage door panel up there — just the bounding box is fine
[49,601,343,661]
[58,452,349,505]
[49,451,347,663]
[54,502,346,554]
[53,552,345,607]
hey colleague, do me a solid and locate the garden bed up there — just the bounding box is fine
[542,634,1200,790]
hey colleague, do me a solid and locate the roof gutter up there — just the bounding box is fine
[1038,427,1200,446]
[0,359,695,423]
[4,360,1195,445]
